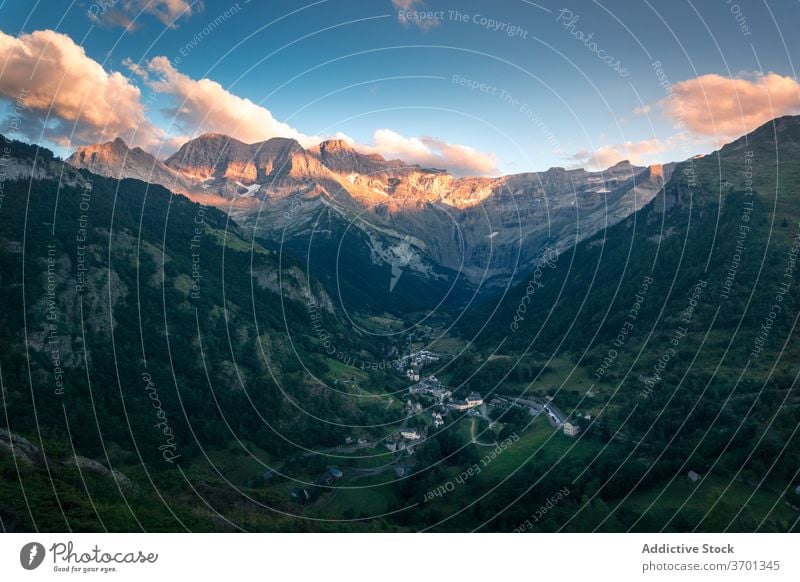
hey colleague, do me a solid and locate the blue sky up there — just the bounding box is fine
[1,0,799,174]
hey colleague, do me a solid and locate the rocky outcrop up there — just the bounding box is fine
[0,428,136,491]
[66,455,137,492]
[251,264,335,312]
[164,133,254,181]
[310,139,407,174]
[0,429,41,465]
[67,138,197,196]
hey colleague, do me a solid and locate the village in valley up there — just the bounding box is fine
[283,328,593,509]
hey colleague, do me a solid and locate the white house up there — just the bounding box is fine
[448,393,483,411]
[466,393,483,407]
[400,429,421,440]
[448,400,471,411]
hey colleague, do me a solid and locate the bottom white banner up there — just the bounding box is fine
[0,534,796,581]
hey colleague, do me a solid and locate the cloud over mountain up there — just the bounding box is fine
[0,29,161,148]
[0,27,499,175]
[130,58,495,173]
[568,138,669,170]
[130,55,323,148]
[366,129,498,176]
[659,72,800,142]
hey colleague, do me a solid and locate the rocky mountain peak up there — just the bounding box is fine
[250,137,305,160]
[164,133,252,181]
[71,137,130,163]
[648,163,664,180]
[64,130,683,287]
[311,138,407,174]
[67,137,198,197]
[318,138,354,153]
[69,138,151,176]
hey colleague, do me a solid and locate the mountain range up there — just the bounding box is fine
[68,134,674,306]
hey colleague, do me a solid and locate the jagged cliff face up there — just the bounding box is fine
[68,138,197,194]
[66,133,674,290]
[379,161,674,285]
[309,139,407,175]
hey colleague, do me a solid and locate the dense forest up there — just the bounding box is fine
[0,135,404,531]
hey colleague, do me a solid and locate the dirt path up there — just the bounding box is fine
[469,418,498,447]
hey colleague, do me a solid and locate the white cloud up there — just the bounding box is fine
[0,28,499,176]
[131,57,497,174]
[655,72,800,142]
[0,29,161,148]
[568,138,669,170]
[132,56,322,147]
[364,129,498,175]
[89,0,199,29]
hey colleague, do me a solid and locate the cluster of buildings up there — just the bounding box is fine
[491,395,584,438]
[406,369,420,382]
[408,375,452,401]
[400,428,421,440]
[386,424,428,454]
[447,393,484,411]
[386,437,417,454]
[431,411,444,428]
[543,403,581,437]
[406,373,584,439]
[289,466,344,504]
[407,376,485,413]
[402,350,441,382]
[343,436,369,446]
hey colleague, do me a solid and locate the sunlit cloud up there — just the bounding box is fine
[364,129,498,175]
[0,27,500,175]
[88,0,200,29]
[130,56,497,173]
[568,138,670,170]
[657,72,800,142]
[130,56,323,148]
[0,29,161,148]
